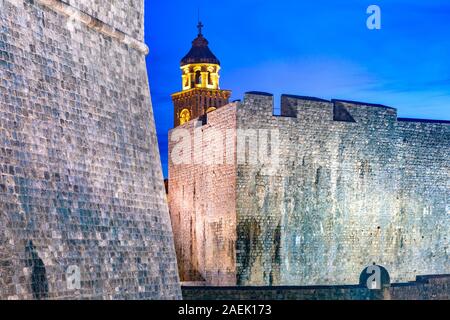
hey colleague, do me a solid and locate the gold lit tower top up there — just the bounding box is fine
[172,22,231,127]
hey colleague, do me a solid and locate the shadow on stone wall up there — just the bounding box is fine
[25,241,49,300]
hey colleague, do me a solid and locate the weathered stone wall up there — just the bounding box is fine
[236,92,450,286]
[0,0,180,299]
[394,119,450,281]
[182,274,450,300]
[169,104,237,285]
[64,0,144,40]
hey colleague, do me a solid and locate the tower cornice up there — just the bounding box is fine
[172,88,232,99]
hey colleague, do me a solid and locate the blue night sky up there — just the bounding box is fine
[144,0,450,177]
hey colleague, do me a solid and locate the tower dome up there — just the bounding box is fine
[180,22,220,66]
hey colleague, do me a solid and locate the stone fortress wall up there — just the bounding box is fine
[63,0,144,40]
[236,92,450,286]
[0,0,180,299]
[169,104,238,286]
[169,91,449,287]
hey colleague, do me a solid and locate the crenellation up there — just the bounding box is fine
[332,100,398,125]
[280,94,333,120]
[242,92,274,116]
[239,93,399,125]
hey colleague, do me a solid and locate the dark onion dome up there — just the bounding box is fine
[180,22,220,67]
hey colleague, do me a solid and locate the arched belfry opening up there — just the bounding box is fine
[195,70,202,85]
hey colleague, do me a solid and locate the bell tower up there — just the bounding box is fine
[172,22,231,127]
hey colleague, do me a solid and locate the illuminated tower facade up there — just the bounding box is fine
[172,22,231,127]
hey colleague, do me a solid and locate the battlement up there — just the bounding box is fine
[281,94,333,120]
[181,92,450,128]
[242,92,275,116]
[179,92,449,130]
[243,92,403,124]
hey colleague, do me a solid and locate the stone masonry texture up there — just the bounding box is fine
[169,104,237,285]
[0,0,181,299]
[236,93,450,286]
[169,91,450,287]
